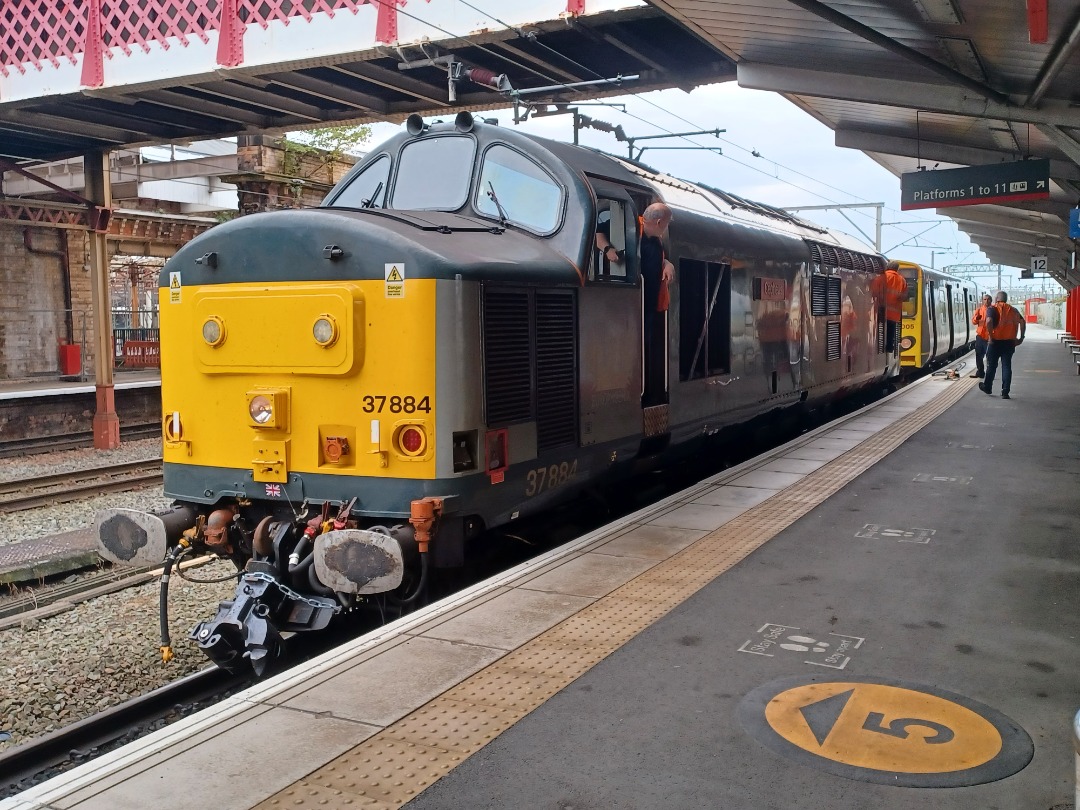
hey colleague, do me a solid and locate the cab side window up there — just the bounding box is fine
[590,199,631,282]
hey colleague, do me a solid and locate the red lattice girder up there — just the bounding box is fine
[236,0,369,29]
[1,1,88,77]
[81,0,105,87]
[98,0,217,58]
[0,200,112,232]
[2,0,416,80]
[217,0,244,66]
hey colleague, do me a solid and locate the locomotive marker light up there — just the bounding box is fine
[739,674,1033,787]
[201,315,225,347]
[312,314,338,347]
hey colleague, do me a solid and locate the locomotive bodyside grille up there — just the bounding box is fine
[811,275,828,316]
[827,276,842,315]
[826,321,841,361]
[482,288,534,425]
[535,291,578,452]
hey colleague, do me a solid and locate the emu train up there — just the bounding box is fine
[893,260,979,370]
[98,112,903,674]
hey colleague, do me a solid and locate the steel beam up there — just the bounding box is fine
[738,62,1080,129]
[835,129,1080,183]
[84,150,120,450]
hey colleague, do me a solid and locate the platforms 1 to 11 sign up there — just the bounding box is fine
[901,159,1050,211]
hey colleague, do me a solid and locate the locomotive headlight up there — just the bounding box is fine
[201,316,226,347]
[246,389,289,430]
[312,315,338,347]
[249,395,273,424]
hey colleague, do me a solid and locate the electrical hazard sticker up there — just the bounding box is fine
[385,263,405,298]
[169,272,181,304]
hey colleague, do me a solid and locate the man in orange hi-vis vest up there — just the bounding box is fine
[969,293,992,379]
[876,261,908,352]
[979,291,1026,399]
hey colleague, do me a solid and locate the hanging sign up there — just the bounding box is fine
[1069,208,1080,239]
[901,159,1050,210]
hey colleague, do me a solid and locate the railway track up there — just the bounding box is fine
[0,459,163,513]
[0,667,251,796]
[0,554,222,630]
[0,424,160,459]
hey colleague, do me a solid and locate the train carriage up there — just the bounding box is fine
[96,113,899,673]
[895,260,977,369]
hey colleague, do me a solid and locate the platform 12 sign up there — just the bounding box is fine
[901,159,1050,210]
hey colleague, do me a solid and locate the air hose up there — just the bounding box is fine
[158,540,189,664]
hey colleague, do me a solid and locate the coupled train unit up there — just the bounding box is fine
[98,112,949,674]
[892,260,979,370]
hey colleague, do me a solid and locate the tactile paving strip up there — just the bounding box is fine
[253,378,975,809]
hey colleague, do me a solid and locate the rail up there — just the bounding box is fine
[0,424,160,459]
[0,459,163,513]
[0,668,249,795]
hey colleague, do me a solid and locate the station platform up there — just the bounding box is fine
[4,324,1077,810]
[0,370,159,402]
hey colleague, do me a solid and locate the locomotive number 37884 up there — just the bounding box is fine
[361,395,431,414]
[525,460,579,497]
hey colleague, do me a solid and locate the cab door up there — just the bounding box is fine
[577,179,647,446]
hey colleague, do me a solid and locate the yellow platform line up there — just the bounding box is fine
[255,378,975,809]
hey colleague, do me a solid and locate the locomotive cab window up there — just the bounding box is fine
[474,144,563,234]
[391,135,476,210]
[330,154,390,208]
[590,199,631,281]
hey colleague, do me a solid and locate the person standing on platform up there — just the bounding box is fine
[969,293,992,378]
[979,291,1026,399]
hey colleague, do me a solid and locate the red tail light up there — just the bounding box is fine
[401,427,423,453]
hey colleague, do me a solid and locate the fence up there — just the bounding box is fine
[113,309,160,369]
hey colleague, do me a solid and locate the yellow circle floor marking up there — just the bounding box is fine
[740,675,1033,788]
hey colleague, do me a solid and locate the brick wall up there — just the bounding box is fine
[0,224,90,379]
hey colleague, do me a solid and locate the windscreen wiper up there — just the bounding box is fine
[486,181,509,229]
[362,181,384,209]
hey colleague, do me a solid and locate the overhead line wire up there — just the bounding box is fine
[446,0,940,242]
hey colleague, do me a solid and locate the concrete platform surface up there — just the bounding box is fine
[402,328,1080,809]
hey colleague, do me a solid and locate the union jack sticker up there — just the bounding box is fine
[265,483,282,497]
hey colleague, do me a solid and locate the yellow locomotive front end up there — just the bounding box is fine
[162,276,437,493]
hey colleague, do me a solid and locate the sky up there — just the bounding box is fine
[338,81,1061,295]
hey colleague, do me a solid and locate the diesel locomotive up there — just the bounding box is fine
[97,112,900,674]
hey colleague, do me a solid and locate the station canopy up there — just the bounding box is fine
[0,0,1077,285]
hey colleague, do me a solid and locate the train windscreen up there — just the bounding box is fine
[901,268,919,317]
[391,135,476,211]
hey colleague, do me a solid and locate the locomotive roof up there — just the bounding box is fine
[331,120,882,262]
[501,127,880,259]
